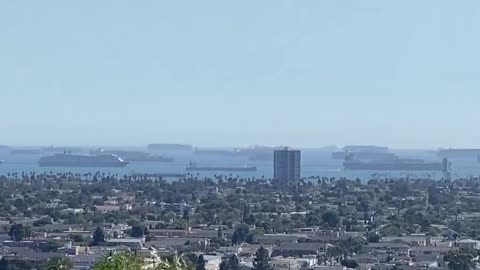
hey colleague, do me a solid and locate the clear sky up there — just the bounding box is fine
[1,1,479,148]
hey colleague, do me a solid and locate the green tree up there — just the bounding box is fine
[93,252,143,270]
[253,247,272,270]
[130,225,144,238]
[220,255,239,270]
[70,234,84,243]
[245,215,256,225]
[444,249,476,270]
[322,211,339,228]
[39,241,61,252]
[341,259,359,269]
[227,255,239,270]
[42,257,73,270]
[93,227,105,246]
[232,225,250,245]
[8,224,31,241]
[196,255,206,270]
[156,256,192,270]
[367,232,381,243]
[220,260,228,270]
[0,258,7,270]
[184,253,199,269]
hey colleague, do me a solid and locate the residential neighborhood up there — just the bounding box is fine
[0,173,478,269]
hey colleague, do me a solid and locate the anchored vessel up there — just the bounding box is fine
[343,156,449,172]
[438,148,480,158]
[90,148,173,163]
[147,144,193,152]
[38,153,129,167]
[186,162,257,172]
[332,151,398,161]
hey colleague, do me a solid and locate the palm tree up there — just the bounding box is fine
[93,252,192,270]
[93,252,143,270]
[155,256,192,270]
[444,249,476,270]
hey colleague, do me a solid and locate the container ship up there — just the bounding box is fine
[147,144,193,152]
[248,152,273,161]
[438,148,480,158]
[186,162,257,172]
[343,157,449,172]
[90,148,173,163]
[193,148,243,157]
[343,145,389,153]
[332,151,397,161]
[242,146,275,161]
[38,153,129,167]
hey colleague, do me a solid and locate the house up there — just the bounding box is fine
[271,243,327,257]
[456,239,480,250]
[203,255,222,270]
[456,212,480,222]
[60,208,84,214]
[238,244,270,257]
[254,234,302,245]
[218,245,242,254]
[365,263,398,270]
[104,238,144,250]
[158,202,193,215]
[381,235,429,247]
[363,243,410,255]
[271,257,317,270]
[71,252,108,269]
[410,246,458,258]
[34,224,83,233]
[148,228,189,237]
[95,205,121,213]
[145,237,209,251]
[313,266,345,270]
[0,247,64,268]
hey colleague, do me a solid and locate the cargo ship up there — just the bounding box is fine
[438,148,480,158]
[194,146,276,160]
[243,146,275,161]
[38,153,129,167]
[147,144,193,152]
[343,156,449,172]
[248,152,273,161]
[193,148,243,157]
[186,162,257,172]
[43,145,84,154]
[343,145,389,153]
[332,151,397,161]
[90,148,173,163]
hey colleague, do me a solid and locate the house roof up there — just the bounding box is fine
[273,243,326,251]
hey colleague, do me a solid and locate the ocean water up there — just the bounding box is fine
[1,149,480,181]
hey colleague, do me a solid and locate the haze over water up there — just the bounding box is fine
[1,147,480,181]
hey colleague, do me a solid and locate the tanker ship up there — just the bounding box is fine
[343,156,449,172]
[38,153,129,167]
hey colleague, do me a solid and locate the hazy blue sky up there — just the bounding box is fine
[1,1,479,148]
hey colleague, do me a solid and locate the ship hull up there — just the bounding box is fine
[38,162,129,168]
[186,167,257,172]
[129,158,173,163]
[344,162,444,171]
